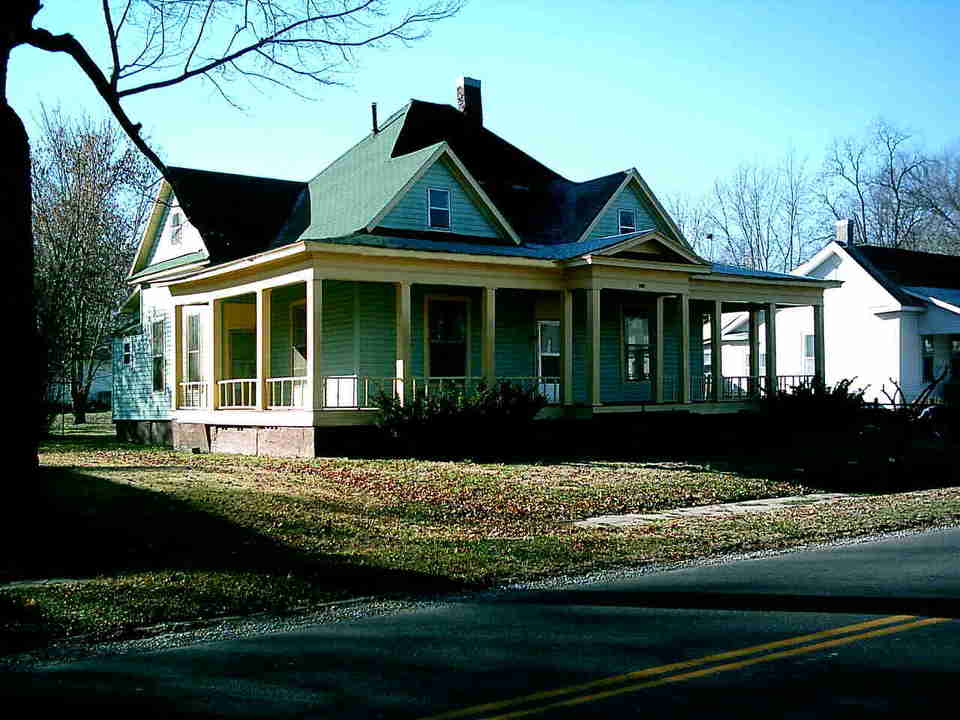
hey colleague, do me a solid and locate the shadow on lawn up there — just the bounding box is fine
[0,466,471,595]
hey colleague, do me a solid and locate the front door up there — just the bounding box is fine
[428,299,468,377]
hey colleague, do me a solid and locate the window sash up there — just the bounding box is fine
[428,188,451,229]
[185,312,203,383]
[623,311,653,381]
[152,321,165,391]
[618,209,636,234]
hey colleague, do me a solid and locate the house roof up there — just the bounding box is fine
[166,166,305,264]
[840,243,960,308]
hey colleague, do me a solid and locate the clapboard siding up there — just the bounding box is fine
[380,159,500,238]
[588,182,664,241]
[113,295,173,420]
[357,281,396,379]
[495,289,536,378]
[322,280,356,376]
[269,284,305,378]
[600,290,654,403]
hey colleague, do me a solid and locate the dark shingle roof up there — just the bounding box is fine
[842,243,960,307]
[391,101,630,245]
[167,166,305,264]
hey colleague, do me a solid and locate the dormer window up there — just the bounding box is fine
[619,209,636,235]
[171,212,183,245]
[428,188,451,230]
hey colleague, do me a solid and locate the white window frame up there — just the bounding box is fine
[171,211,183,246]
[151,319,166,392]
[290,299,307,377]
[537,320,561,404]
[427,187,452,230]
[621,306,653,382]
[802,333,815,376]
[618,209,636,234]
[183,308,204,383]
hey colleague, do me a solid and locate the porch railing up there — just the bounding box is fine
[178,382,207,409]
[692,374,817,402]
[218,379,257,409]
[497,376,561,404]
[267,376,308,409]
[776,374,815,392]
[411,376,485,400]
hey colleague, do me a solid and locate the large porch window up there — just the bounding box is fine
[623,309,653,381]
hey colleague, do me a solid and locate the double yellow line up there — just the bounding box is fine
[421,614,950,720]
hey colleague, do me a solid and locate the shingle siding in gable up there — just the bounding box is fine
[587,183,662,241]
[379,159,500,238]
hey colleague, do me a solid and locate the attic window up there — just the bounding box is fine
[428,188,451,230]
[171,212,183,245]
[619,210,636,235]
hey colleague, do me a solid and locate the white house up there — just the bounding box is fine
[716,220,960,404]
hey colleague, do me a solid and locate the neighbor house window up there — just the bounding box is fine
[618,209,636,234]
[623,309,652,381]
[921,336,935,382]
[171,212,183,245]
[428,188,451,229]
[152,320,165,391]
[802,334,815,375]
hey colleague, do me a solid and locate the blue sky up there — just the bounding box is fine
[10,1,959,201]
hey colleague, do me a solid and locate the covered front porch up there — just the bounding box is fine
[167,267,827,425]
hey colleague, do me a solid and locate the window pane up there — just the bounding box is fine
[429,207,450,229]
[619,210,635,232]
[922,336,934,354]
[188,314,200,352]
[804,334,815,357]
[540,322,560,355]
[624,314,649,345]
[541,355,560,377]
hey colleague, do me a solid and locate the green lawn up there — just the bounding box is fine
[3,434,959,655]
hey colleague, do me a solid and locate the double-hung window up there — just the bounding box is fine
[152,320,165,391]
[802,334,815,375]
[618,209,636,234]
[185,312,203,383]
[428,188,451,229]
[623,309,653,381]
[921,336,935,382]
[171,212,183,246]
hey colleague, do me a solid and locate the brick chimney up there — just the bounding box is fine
[457,77,482,125]
[835,218,856,245]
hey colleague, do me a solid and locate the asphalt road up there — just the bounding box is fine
[5,528,960,718]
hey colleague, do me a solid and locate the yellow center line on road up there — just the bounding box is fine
[418,615,923,720]
[485,617,952,720]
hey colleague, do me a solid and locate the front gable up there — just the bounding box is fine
[591,230,709,267]
[377,156,502,240]
[129,182,210,280]
[585,180,662,243]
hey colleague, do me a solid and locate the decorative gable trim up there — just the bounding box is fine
[591,230,708,266]
[128,180,174,280]
[575,170,693,251]
[365,142,522,246]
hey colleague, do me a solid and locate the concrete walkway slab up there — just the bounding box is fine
[575,493,850,529]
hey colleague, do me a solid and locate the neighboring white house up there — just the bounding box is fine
[715,220,960,404]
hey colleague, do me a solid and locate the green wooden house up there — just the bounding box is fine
[114,78,836,456]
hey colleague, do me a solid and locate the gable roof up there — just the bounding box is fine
[843,243,960,294]
[167,166,305,264]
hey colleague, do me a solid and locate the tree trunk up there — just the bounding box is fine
[71,381,88,425]
[0,28,40,473]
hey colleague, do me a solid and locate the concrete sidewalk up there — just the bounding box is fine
[575,493,850,529]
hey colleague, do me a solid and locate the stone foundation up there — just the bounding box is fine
[171,422,211,453]
[168,423,382,458]
[115,420,173,447]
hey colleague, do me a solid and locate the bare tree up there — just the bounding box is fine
[911,145,960,254]
[817,119,929,249]
[0,0,462,471]
[33,106,155,424]
[706,154,819,273]
[667,193,719,260]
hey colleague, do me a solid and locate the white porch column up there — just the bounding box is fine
[680,294,691,403]
[655,295,665,403]
[711,300,723,402]
[206,298,221,410]
[748,306,760,397]
[173,305,183,409]
[482,286,496,387]
[586,288,601,406]
[256,288,271,410]
[561,289,574,406]
[395,281,411,405]
[765,302,778,396]
[813,303,826,385]
[307,278,324,411]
